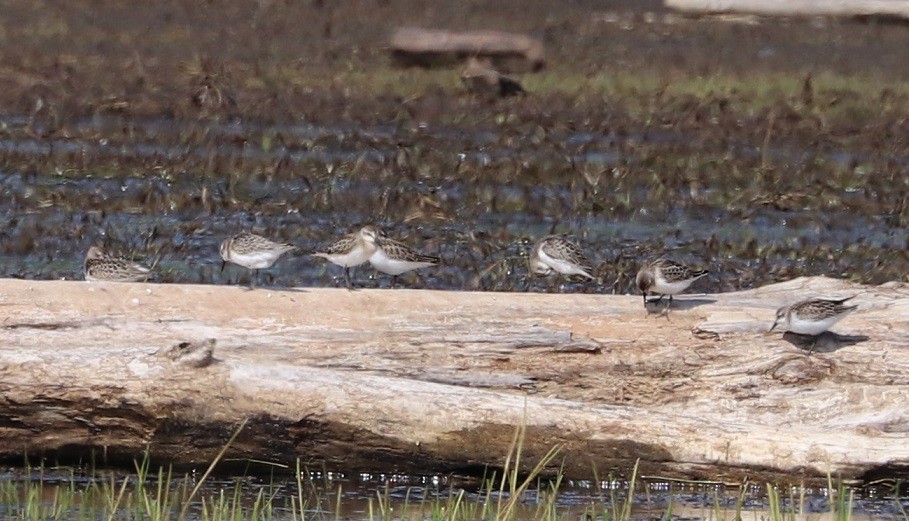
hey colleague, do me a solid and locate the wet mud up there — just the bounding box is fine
[1,1,907,292]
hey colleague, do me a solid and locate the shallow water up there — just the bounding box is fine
[0,468,906,521]
[1,114,905,293]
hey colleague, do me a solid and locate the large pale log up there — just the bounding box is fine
[389,27,545,72]
[1,277,908,483]
[665,0,909,20]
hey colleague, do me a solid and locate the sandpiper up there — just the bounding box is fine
[461,57,526,98]
[84,245,151,282]
[219,232,297,287]
[370,234,440,287]
[529,236,595,280]
[312,225,381,289]
[635,258,709,306]
[155,338,216,369]
[770,296,858,336]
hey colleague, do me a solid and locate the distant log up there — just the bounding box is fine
[665,0,909,21]
[389,27,545,72]
[1,277,908,484]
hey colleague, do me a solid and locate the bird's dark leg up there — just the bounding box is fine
[806,336,818,356]
[391,275,399,289]
[220,262,231,285]
[344,267,352,290]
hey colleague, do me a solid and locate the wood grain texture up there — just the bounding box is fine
[665,0,909,20]
[1,277,907,482]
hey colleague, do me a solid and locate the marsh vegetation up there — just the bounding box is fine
[2,438,903,521]
[0,2,907,291]
[1,0,908,515]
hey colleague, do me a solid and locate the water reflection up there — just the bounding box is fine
[0,467,905,521]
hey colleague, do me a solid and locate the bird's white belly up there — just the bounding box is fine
[787,314,846,335]
[316,248,372,268]
[369,249,432,275]
[538,249,590,278]
[227,251,282,270]
[87,273,148,283]
[651,277,695,295]
[530,258,552,275]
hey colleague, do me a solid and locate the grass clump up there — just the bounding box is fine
[0,423,901,521]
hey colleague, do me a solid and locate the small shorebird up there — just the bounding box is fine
[635,258,709,306]
[155,338,216,369]
[84,245,151,282]
[770,296,858,336]
[219,232,297,287]
[529,236,595,280]
[460,57,526,98]
[312,225,381,289]
[369,234,440,287]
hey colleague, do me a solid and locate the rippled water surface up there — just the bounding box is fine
[1,467,906,521]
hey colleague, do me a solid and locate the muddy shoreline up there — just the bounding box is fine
[1,2,907,291]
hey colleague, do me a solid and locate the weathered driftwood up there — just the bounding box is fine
[665,0,909,21]
[1,276,908,483]
[390,27,545,72]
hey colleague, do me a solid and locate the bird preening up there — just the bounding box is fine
[83,246,152,283]
[219,232,298,288]
[529,236,595,281]
[311,225,440,289]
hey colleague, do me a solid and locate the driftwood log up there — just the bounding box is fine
[389,27,545,72]
[1,276,908,484]
[664,0,909,21]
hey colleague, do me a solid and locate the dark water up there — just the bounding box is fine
[1,467,907,521]
[0,114,906,292]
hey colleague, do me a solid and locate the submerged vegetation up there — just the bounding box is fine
[1,424,903,521]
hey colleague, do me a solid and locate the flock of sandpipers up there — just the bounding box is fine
[82,225,859,340]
